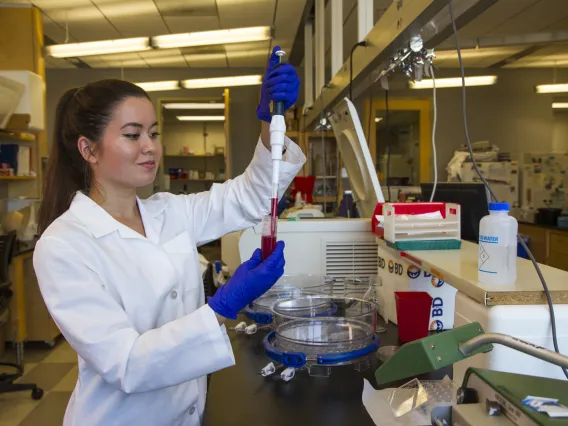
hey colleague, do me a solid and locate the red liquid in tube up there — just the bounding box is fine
[261,198,279,261]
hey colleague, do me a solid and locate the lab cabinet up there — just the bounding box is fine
[518,223,568,272]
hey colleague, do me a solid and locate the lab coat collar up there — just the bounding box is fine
[69,192,167,242]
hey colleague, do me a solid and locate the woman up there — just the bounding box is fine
[33,47,304,426]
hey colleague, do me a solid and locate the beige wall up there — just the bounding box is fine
[162,122,225,156]
[552,111,568,153]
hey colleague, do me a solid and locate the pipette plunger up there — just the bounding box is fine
[261,49,287,260]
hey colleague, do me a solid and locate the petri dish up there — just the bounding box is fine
[271,295,378,359]
[246,275,335,325]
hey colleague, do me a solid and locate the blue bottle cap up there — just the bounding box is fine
[489,202,510,211]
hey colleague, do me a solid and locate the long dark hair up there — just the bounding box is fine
[38,79,150,234]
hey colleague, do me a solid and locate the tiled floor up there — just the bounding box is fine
[0,338,77,426]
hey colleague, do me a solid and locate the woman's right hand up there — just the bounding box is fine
[208,242,285,320]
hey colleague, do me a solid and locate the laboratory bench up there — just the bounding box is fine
[203,319,451,426]
[518,222,568,272]
[376,238,568,306]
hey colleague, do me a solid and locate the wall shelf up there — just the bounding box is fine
[0,130,36,142]
[0,176,36,181]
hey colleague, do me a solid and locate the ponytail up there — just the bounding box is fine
[37,80,150,234]
[38,88,85,234]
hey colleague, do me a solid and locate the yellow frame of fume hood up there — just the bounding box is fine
[364,98,432,183]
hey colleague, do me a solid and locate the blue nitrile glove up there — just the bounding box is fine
[207,241,285,320]
[256,46,300,123]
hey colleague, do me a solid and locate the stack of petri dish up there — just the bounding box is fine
[264,295,379,376]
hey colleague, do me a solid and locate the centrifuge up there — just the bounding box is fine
[263,295,380,376]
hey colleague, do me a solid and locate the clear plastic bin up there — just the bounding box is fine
[245,275,335,325]
[263,296,379,373]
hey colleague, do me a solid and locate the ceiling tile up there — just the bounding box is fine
[226,40,270,67]
[487,0,568,37]
[458,0,540,39]
[163,16,220,33]
[154,0,217,18]
[272,0,307,56]
[32,0,92,11]
[102,57,150,67]
[435,46,526,68]
[38,1,104,23]
[545,15,568,31]
[93,0,168,37]
[145,55,188,67]
[217,0,274,28]
[80,56,110,67]
[45,56,78,69]
[67,21,122,41]
[184,52,227,67]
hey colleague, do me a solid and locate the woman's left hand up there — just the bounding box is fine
[256,46,300,123]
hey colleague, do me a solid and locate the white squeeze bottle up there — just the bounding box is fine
[478,202,518,285]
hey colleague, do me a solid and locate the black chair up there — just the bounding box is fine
[0,231,43,400]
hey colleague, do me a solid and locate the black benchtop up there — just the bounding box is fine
[204,318,451,426]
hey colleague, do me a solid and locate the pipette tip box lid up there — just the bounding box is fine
[373,202,462,251]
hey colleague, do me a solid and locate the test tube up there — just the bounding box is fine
[261,215,277,261]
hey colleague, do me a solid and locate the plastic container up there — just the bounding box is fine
[394,292,432,343]
[335,276,378,301]
[245,275,335,325]
[478,202,518,285]
[264,296,379,373]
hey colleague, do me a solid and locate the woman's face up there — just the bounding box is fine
[89,96,162,190]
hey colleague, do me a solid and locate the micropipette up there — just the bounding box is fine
[261,49,287,261]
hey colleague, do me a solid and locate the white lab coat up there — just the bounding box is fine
[33,139,305,426]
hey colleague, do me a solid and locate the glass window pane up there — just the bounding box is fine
[375,110,421,186]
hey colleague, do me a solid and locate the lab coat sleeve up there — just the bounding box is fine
[185,137,305,246]
[33,236,235,394]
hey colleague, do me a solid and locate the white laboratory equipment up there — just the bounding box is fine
[478,202,518,285]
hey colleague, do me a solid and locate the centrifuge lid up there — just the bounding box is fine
[329,97,385,218]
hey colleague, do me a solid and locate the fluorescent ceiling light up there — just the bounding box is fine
[181,75,262,89]
[536,84,568,94]
[409,75,498,89]
[177,116,225,121]
[46,37,150,58]
[163,103,225,110]
[135,81,180,92]
[553,102,568,109]
[152,26,271,49]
